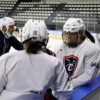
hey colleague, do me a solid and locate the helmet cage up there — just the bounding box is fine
[62,30,85,48]
[62,18,85,47]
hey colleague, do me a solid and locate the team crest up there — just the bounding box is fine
[63,55,79,77]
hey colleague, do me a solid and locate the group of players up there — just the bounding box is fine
[0,16,100,100]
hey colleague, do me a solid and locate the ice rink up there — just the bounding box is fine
[10,30,100,53]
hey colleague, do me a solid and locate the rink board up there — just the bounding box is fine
[69,75,100,100]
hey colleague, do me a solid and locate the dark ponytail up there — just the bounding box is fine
[24,41,43,54]
[85,30,95,43]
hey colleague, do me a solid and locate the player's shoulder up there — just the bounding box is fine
[43,51,62,65]
[51,42,65,54]
[0,30,4,38]
[0,50,25,61]
[83,39,100,55]
[85,39,100,49]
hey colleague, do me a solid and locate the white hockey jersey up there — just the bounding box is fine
[0,50,72,100]
[54,39,100,88]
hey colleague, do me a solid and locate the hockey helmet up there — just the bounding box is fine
[62,18,86,47]
[0,17,15,31]
[22,20,48,45]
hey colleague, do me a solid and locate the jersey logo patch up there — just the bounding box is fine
[63,55,79,77]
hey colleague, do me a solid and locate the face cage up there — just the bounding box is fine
[62,31,81,48]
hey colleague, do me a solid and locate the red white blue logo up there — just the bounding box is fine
[63,55,79,77]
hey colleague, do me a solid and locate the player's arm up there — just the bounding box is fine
[45,48,56,56]
[8,35,24,50]
[71,47,100,89]
[52,60,73,100]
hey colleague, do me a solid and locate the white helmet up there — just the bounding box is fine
[22,20,48,45]
[62,18,86,47]
[0,17,15,31]
[63,18,85,33]
[22,19,33,41]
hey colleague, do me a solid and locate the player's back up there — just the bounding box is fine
[0,50,66,100]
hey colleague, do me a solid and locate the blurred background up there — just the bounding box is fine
[1,0,100,51]
[0,0,100,32]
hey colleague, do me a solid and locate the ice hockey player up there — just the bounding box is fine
[53,18,100,89]
[0,17,24,56]
[0,20,73,100]
[22,19,55,57]
[22,19,56,100]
